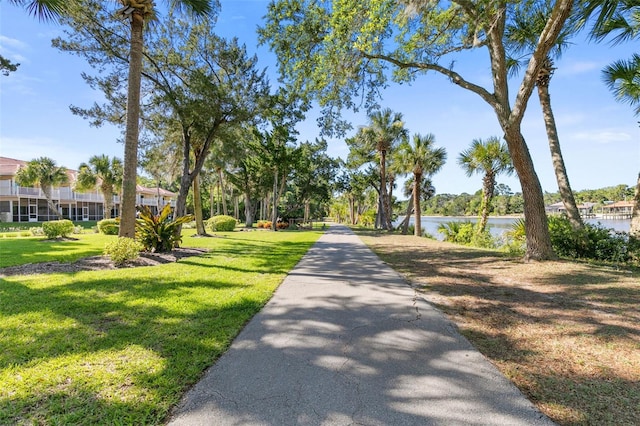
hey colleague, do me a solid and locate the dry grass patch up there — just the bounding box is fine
[358,230,639,426]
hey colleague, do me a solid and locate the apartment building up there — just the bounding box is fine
[0,157,176,223]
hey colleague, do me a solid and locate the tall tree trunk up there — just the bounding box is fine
[630,172,640,237]
[387,173,395,230]
[218,168,228,216]
[538,83,584,230]
[400,187,414,235]
[193,175,207,235]
[271,170,278,231]
[414,172,422,237]
[174,129,192,222]
[504,129,554,260]
[102,184,114,220]
[379,150,390,230]
[304,199,310,222]
[42,186,63,219]
[348,195,355,225]
[119,12,144,238]
[216,175,221,215]
[478,173,495,234]
[234,193,239,220]
[375,192,383,229]
[210,184,215,218]
[244,191,255,227]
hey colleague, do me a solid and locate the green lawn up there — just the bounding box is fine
[0,229,321,424]
[0,233,114,267]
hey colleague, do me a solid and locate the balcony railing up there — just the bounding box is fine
[1,185,175,207]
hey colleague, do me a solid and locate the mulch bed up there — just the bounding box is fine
[0,247,209,277]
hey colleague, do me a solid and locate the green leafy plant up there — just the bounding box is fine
[104,237,143,266]
[207,215,237,232]
[438,221,474,244]
[501,218,526,256]
[41,220,74,239]
[97,219,119,235]
[546,216,633,263]
[136,204,194,252]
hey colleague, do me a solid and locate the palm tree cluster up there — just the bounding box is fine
[341,108,447,236]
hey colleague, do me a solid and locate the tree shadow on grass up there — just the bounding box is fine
[361,233,640,424]
[1,271,277,424]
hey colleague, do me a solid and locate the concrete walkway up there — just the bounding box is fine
[168,225,554,425]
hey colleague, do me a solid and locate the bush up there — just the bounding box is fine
[276,221,289,230]
[257,220,272,229]
[42,220,74,239]
[438,220,495,248]
[438,221,474,244]
[207,215,237,232]
[136,204,194,252]
[104,237,143,266]
[97,219,119,235]
[547,216,633,263]
[20,231,31,237]
[30,227,45,236]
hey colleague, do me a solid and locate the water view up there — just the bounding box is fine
[397,216,633,240]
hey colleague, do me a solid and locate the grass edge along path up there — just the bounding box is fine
[0,229,321,424]
[357,230,640,426]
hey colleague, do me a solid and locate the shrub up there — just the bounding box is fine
[438,221,474,244]
[276,221,289,230]
[30,227,45,236]
[97,219,119,235]
[73,226,84,234]
[136,204,194,252]
[104,237,143,266]
[207,215,237,232]
[181,221,196,229]
[547,216,633,263]
[20,231,31,237]
[42,220,74,238]
[438,220,495,248]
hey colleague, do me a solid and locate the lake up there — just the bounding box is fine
[395,216,632,240]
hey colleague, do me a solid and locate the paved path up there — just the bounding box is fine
[168,225,554,425]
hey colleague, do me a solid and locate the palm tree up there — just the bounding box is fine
[10,0,215,238]
[395,133,446,236]
[76,154,123,220]
[458,137,514,234]
[397,176,436,235]
[587,0,639,235]
[602,54,640,116]
[506,5,584,230]
[356,108,407,230]
[15,157,69,219]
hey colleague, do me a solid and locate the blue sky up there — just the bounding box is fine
[1,0,638,197]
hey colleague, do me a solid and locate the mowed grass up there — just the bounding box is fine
[358,230,640,426]
[0,233,114,267]
[0,229,321,424]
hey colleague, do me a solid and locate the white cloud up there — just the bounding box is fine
[558,61,601,76]
[0,35,28,51]
[571,130,633,144]
[0,35,31,65]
